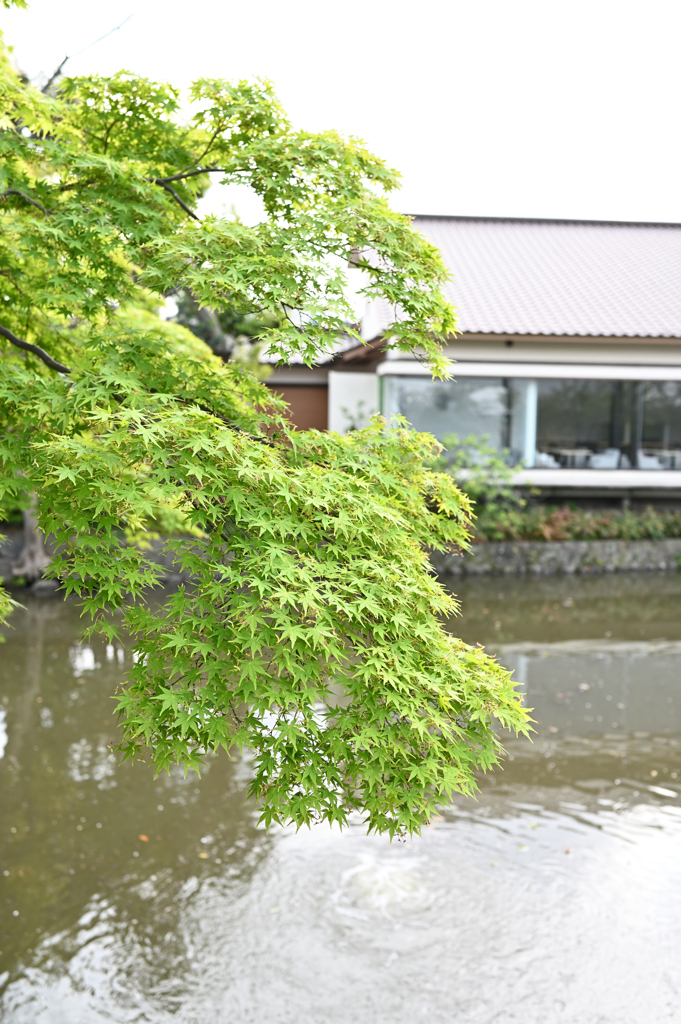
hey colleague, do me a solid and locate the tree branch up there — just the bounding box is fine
[56,178,92,192]
[191,122,229,171]
[153,180,201,221]
[1,189,53,215]
[42,56,69,95]
[0,324,71,374]
[154,167,226,186]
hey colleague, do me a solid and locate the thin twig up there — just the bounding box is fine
[170,392,275,445]
[56,178,97,192]
[41,14,134,93]
[0,324,71,374]
[0,189,52,215]
[191,123,229,171]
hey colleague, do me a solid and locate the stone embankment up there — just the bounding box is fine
[3,526,681,583]
[432,538,681,576]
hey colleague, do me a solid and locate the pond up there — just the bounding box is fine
[1,574,681,1023]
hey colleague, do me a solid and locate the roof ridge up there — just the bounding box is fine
[405,213,681,229]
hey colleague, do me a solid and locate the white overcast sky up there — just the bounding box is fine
[3,0,681,224]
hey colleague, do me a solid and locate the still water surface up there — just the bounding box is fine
[1,574,681,1023]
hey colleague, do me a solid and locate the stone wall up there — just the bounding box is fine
[432,538,681,576]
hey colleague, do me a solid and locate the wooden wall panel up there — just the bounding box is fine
[267,385,328,430]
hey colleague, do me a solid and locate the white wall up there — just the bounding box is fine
[328,372,379,434]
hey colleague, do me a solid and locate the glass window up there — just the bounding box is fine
[535,379,643,468]
[642,382,681,467]
[382,374,681,470]
[382,377,509,449]
[537,380,615,452]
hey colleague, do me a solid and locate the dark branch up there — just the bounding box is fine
[42,56,69,95]
[56,178,97,193]
[0,324,71,374]
[153,180,200,221]
[154,167,226,186]
[1,189,52,215]
[280,303,305,334]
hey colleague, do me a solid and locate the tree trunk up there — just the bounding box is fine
[12,505,52,583]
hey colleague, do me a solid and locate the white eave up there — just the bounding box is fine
[377,359,681,381]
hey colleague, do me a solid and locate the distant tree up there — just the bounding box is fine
[172,288,276,374]
[0,1,529,837]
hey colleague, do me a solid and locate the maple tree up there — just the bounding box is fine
[0,3,528,836]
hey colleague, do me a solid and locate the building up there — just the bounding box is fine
[265,215,681,504]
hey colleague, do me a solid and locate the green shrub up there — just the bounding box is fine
[428,434,681,543]
[428,433,524,520]
[474,504,681,542]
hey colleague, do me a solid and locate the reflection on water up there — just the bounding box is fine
[1,577,680,1023]
[498,640,681,737]
[450,571,681,644]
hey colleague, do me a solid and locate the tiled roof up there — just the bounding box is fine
[365,215,681,340]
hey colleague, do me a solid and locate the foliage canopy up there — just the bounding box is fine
[0,8,529,836]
